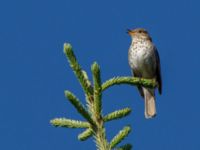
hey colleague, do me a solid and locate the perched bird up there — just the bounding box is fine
[127,28,162,119]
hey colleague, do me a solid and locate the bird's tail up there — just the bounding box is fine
[143,88,156,119]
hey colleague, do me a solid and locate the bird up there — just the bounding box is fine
[127,28,162,119]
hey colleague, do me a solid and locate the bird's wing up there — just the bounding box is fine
[132,69,144,98]
[155,48,162,94]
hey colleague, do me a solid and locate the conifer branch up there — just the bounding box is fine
[50,118,90,128]
[91,62,110,150]
[51,43,157,150]
[103,108,131,122]
[63,43,93,97]
[91,62,102,118]
[78,128,93,141]
[102,77,156,91]
[64,90,95,126]
[78,106,132,141]
[94,127,110,150]
[110,126,131,149]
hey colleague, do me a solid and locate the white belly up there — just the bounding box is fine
[128,43,157,78]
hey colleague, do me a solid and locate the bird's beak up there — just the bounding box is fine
[127,29,135,35]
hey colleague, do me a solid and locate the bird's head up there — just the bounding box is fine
[127,28,152,41]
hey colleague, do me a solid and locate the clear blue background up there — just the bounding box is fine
[0,0,199,149]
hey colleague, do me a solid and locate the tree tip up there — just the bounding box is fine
[64,90,71,97]
[91,61,100,72]
[63,43,72,54]
[50,118,57,126]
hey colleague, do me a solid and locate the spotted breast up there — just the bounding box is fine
[128,38,157,79]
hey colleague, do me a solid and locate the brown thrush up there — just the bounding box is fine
[127,28,162,119]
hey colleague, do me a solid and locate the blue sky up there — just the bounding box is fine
[0,0,200,149]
